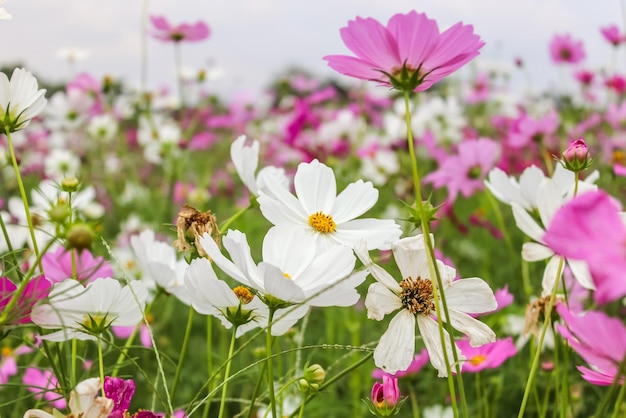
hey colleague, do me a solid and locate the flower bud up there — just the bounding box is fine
[367,376,405,417]
[303,364,326,386]
[66,223,95,251]
[61,177,80,192]
[48,202,71,223]
[560,138,592,173]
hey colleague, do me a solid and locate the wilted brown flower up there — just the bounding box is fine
[173,205,220,257]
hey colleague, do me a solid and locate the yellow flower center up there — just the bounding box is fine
[233,286,253,304]
[470,354,487,366]
[283,272,291,280]
[2,347,12,357]
[307,211,336,233]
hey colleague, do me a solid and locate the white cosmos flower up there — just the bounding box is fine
[486,164,597,294]
[185,257,269,337]
[24,377,114,418]
[355,235,497,376]
[257,159,401,252]
[130,229,190,304]
[230,135,288,196]
[200,225,367,335]
[0,68,47,132]
[31,278,148,342]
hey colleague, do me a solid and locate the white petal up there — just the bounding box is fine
[446,310,496,347]
[392,235,431,280]
[518,165,546,210]
[270,304,309,336]
[333,218,401,250]
[293,159,337,215]
[331,180,378,224]
[259,262,306,303]
[364,282,403,320]
[185,258,239,314]
[374,310,416,374]
[257,173,308,225]
[512,203,545,243]
[522,242,553,262]
[306,270,368,307]
[296,245,355,291]
[444,278,497,314]
[567,259,595,290]
[354,239,401,293]
[536,179,564,227]
[484,167,521,207]
[417,315,463,377]
[199,232,257,289]
[230,135,259,194]
[262,225,315,277]
[541,255,563,296]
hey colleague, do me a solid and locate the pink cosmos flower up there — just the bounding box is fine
[1,345,32,385]
[573,69,594,87]
[23,367,66,410]
[555,304,626,385]
[324,10,484,92]
[370,375,402,415]
[104,376,136,418]
[549,34,586,65]
[0,275,50,326]
[507,111,560,148]
[543,190,626,304]
[600,24,625,47]
[457,337,517,373]
[424,138,500,204]
[149,15,209,43]
[605,73,626,95]
[42,246,113,284]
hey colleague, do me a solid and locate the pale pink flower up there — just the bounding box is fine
[549,34,585,65]
[556,304,626,385]
[543,190,626,304]
[0,275,50,326]
[149,15,209,43]
[23,368,66,410]
[42,246,113,284]
[324,10,484,92]
[424,138,500,204]
[600,24,625,47]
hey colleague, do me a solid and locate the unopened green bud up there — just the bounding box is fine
[297,378,320,393]
[61,177,80,192]
[66,223,94,251]
[48,202,71,223]
[304,364,326,386]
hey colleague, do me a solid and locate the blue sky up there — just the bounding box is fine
[0,0,622,97]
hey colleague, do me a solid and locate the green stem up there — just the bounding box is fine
[111,299,155,377]
[171,305,195,401]
[595,355,626,418]
[4,128,42,272]
[97,334,106,396]
[218,327,238,418]
[203,316,214,418]
[0,208,23,282]
[403,90,465,418]
[518,257,565,418]
[265,308,278,418]
[218,203,252,232]
[610,365,626,418]
[408,384,421,418]
[484,189,515,257]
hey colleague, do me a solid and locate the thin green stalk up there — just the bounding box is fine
[408,384,421,418]
[4,128,42,272]
[218,327,238,418]
[265,308,278,418]
[219,203,252,232]
[484,189,515,257]
[245,362,268,418]
[0,208,23,282]
[171,305,195,401]
[203,316,214,418]
[173,42,185,107]
[97,334,106,396]
[111,299,156,377]
[610,369,626,418]
[403,90,466,418]
[518,258,565,418]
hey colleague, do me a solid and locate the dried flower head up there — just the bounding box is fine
[173,204,220,257]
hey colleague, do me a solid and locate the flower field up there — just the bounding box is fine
[1,5,626,418]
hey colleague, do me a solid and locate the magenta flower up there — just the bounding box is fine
[369,375,404,416]
[507,111,560,148]
[600,24,625,47]
[543,190,626,304]
[149,15,209,43]
[41,246,113,284]
[324,10,484,92]
[555,304,626,385]
[104,376,136,418]
[0,275,50,326]
[457,337,517,373]
[23,367,66,410]
[549,34,586,64]
[424,138,500,204]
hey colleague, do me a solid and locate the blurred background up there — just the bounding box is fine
[0,0,622,97]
